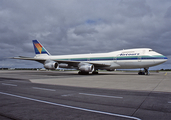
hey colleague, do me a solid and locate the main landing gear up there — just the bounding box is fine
[92,70,98,74]
[138,68,149,75]
[78,71,89,75]
[78,70,98,75]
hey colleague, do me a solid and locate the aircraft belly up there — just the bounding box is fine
[87,61,120,70]
[116,60,156,69]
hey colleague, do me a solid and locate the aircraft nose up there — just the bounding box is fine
[163,56,168,61]
[153,55,168,65]
[159,55,168,63]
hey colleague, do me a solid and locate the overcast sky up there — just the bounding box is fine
[0,0,171,70]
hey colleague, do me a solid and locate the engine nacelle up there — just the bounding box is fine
[44,60,58,70]
[79,64,94,72]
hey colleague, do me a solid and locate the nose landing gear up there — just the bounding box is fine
[138,68,149,75]
[144,68,149,75]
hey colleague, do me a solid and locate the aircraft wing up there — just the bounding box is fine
[12,56,46,64]
[53,59,112,68]
[12,56,112,68]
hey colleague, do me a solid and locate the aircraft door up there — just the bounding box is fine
[87,58,90,62]
[113,57,117,62]
[138,56,141,62]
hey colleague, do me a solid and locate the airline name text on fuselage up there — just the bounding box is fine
[119,53,140,56]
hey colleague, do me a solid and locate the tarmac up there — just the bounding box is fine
[0,70,171,120]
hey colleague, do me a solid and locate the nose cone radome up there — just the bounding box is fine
[153,55,168,66]
[164,56,168,62]
[159,55,168,64]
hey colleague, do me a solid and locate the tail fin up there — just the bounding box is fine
[32,40,51,55]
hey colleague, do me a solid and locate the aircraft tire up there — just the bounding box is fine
[92,71,98,74]
[138,71,145,75]
[78,71,89,75]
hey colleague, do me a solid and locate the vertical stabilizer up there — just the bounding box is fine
[32,40,51,55]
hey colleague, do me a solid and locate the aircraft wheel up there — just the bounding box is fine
[78,71,89,75]
[92,71,98,74]
[138,71,145,75]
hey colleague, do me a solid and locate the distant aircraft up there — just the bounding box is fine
[13,40,168,75]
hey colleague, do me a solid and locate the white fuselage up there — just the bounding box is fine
[35,48,167,70]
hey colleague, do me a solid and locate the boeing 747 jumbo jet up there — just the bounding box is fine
[13,40,168,75]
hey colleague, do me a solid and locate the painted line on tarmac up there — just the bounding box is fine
[0,91,141,120]
[32,87,56,91]
[9,80,30,83]
[2,83,17,87]
[79,93,123,99]
[61,94,73,97]
[165,72,167,75]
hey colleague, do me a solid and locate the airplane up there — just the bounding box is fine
[12,40,168,75]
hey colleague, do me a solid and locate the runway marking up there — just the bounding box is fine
[61,94,73,97]
[2,83,17,86]
[0,92,141,120]
[32,87,56,91]
[79,93,123,99]
[165,72,167,75]
[9,80,30,83]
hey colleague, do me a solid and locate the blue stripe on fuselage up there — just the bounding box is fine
[67,56,167,61]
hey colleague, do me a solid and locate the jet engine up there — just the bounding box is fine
[79,63,94,72]
[44,60,58,70]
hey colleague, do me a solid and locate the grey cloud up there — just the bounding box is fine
[74,26,98,36]
[0,0,171,69]
[165,6,171,18]
[118,0,152,17]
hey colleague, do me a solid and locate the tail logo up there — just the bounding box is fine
[32,40,49,55]
[34,43,43,54]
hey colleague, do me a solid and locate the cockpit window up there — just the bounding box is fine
[149,50,153,52]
